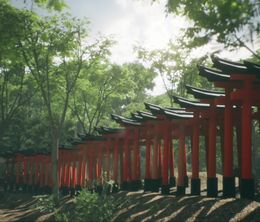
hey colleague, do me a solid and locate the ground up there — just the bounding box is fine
[0,173,260,222]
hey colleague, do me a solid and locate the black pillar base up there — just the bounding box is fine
[21,184,27,192]
[169,176,176,187]
[159,177,162,187]
[38,186,45,194]
[88,188,94,193]
[3,183,8,192]
[120,181,128,191]
[106,183,112,194]
[33,185,40,194]
[176,186,186,196]
[223,177,236,198]
[9,183,14,192]
[191,178,201,195]
[112,182,119,193]
[240,178,255,199]
[70,187,76,196]
[144,178,152,191]
[15,183,21,192]
[94,185,103,194]
[184,176,189,187]
[150,179,160,192]
[161,184,170,195]
[207,177,218,197]
[44,186,52,194]
[60,186,69,195]
[75,185,82,195]
[75,184,82,191]
[129,180,142,191]
[27,185,33,193]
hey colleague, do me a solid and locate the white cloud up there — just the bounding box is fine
[100,0,185,63]
[91,0,186,95]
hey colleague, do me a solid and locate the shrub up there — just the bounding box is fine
[55,190,115,222]
[34,195,56,213]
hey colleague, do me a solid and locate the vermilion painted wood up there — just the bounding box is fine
[169,141,174,178]
[191,112,200,179]
[223,86,233,177]
[88,146,94,182]
[71,152,77,188]
[132,128,139,181]
[208,102,217,178]
[81,147,87,187]
[96,143,103,182]
[145,128,151,179]
[158,140,163,178]
[123,134,129,182]
[15,155,21,185]
[152,135,159,180]
[240,79,253,179]
[162,122,170,185]
[113,138,119,182]
[177,126,185,186]
[106,140,110,180]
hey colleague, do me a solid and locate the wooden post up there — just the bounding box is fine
[207,103,218,197]
[122,134,129,190]
[177,126,185,195]
[151,133,160,192]
[223,87,235,197]
[144,127,152,191]
[132,128,140,190]
[240,80,254,198]
[161,122,170,194]
[169,139,176,187]
[113,138,119,189]
[191,112,200,195]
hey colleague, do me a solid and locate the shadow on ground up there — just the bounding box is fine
[112,191,260,222]
[0,189,260,222]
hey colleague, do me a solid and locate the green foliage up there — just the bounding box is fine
[55,190,115,222]
[34,195,56,213]
[136,41,211,106]
[72,61,156,133]
[159,0,260,57]
[16,0,67,11]
[0,1,32,146]
[0,1,157,156]
[147,94,171,107]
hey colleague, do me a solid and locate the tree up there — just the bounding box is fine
[71,61,156,133]
[0,1,31,143]
[33,0,66,10]
[11,6,108,200]
[10,0,66,11]
[137,41,210,106]
[156,0,260,58]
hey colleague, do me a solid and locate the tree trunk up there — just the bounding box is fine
[51,137,59,203]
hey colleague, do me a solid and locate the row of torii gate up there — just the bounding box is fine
[2,56,260,199]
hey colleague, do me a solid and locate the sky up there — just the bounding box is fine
[11,0,254,95]
[63,0,186,95]
[65,0,184,62]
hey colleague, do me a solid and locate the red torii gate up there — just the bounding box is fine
[111,114,142,191]
[161,108,194,195]
[143,103,192,194]
[95,127,125,193]
[197,57,260,198]
[2,56,259,200]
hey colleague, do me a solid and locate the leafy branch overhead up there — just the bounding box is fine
[156,0,260,58]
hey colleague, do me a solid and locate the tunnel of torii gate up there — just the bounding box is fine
[1,56,260,199]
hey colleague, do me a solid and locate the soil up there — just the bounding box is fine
[0,173,259,222]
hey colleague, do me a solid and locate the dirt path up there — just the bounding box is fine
[0,173,260,222]
[112,191,260,222]
[0,192,51,222]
